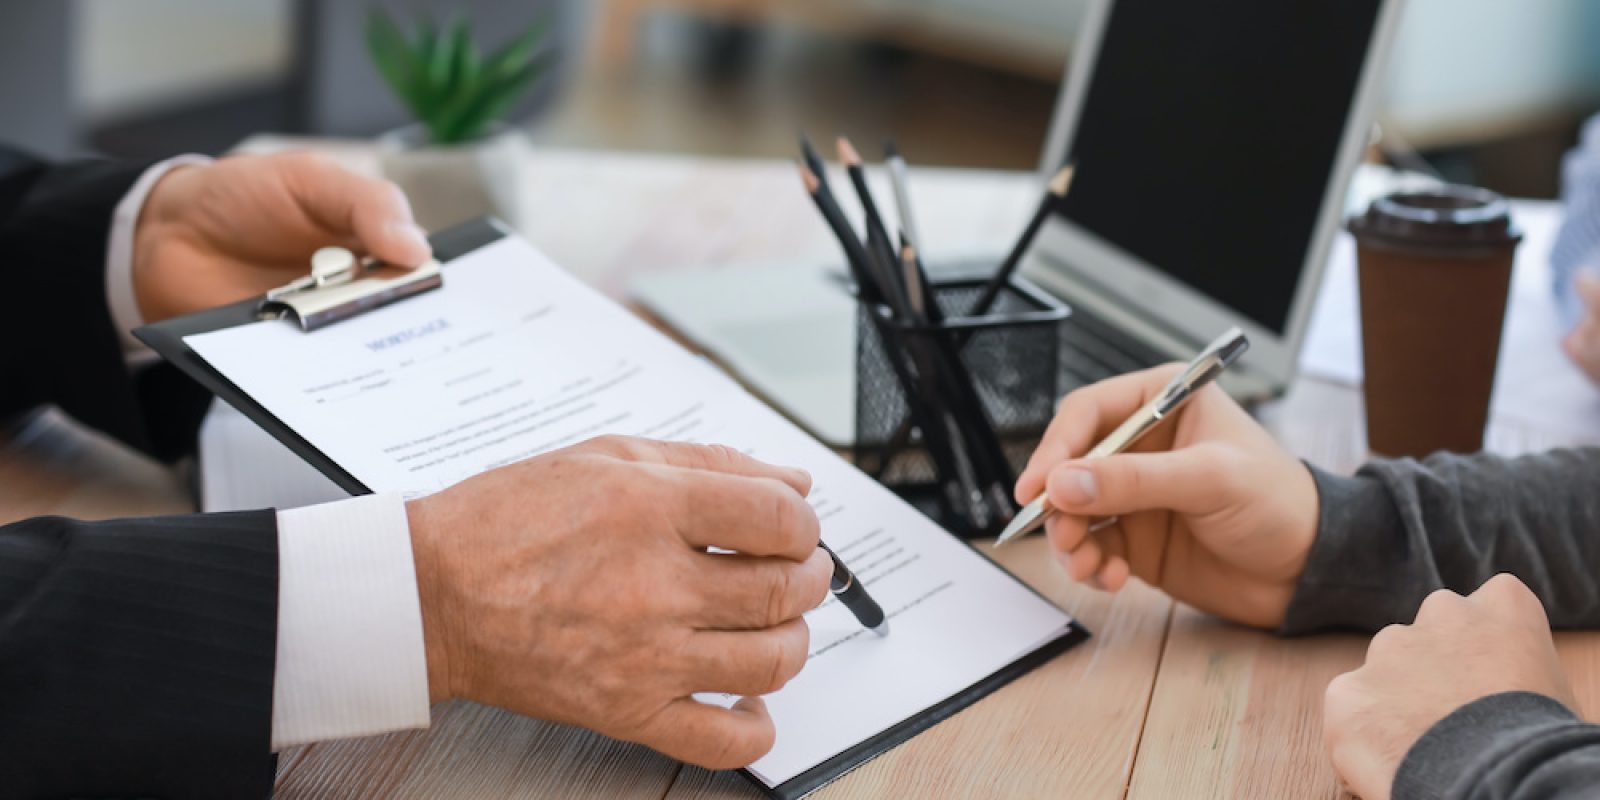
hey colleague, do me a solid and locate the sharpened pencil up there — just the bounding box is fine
[899,242,1018,523]
[796,139,1021,532]
[970,165,1075,316]
[899,234,941,324]
[837,137,907,305]
[799,133,830,190]
[799,163,885,305]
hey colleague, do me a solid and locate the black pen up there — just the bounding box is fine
[820,542,888,636]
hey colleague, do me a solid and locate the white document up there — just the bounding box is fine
[184,236,1076,788]
[198,399,348,512]
[1299,199,1600,441]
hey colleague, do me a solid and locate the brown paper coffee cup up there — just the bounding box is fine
[1348,187,1521,458]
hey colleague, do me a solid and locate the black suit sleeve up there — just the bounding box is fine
[0,146,211,461]
[0,512,280,799]
[0,149,280,797]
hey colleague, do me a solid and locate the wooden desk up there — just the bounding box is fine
[6,144,1600,799]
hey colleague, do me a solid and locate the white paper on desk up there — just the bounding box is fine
[1299,200,1600,440]
[198,399,348,512]
[184,236,1075,788]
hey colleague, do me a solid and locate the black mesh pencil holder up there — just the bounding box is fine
[854,275,1068,537]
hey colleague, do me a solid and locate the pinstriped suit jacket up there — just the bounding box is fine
[0,148,279,799]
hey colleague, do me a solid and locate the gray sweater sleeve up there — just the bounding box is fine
[1282,447,1600,634]
[1394,692,1600,800]
[1277,447,1600,800]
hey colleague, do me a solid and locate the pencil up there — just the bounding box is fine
[855,270,981,519]
[803,163,971,512]
[871,318,977,521]
[881,236,950,475]
[884,141,921,250]
[799,143,1014,529]
[800,133,831,191]
[837,137,908,307]
[970,165,1075,316]
[899,234,941,323]
[901,239,1018,524]
[799,163,886,305]
[865,221,913,320]
[900,240,928,321]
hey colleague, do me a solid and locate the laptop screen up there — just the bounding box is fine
[1054,0,1383,334]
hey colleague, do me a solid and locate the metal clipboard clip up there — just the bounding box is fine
[258,246,444,332]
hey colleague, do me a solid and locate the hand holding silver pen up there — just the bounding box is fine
[998,330,1324,629]
[997,327,1250,546]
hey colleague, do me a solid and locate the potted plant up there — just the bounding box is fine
[367,9,553,231]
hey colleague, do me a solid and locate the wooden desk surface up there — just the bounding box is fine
[6,142,1600,799]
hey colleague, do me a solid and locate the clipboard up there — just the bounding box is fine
[136,216,1089,800]
[137,217,509,495]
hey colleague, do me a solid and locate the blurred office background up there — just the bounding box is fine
[4,0,1600,198]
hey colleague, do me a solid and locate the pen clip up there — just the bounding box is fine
[1155,327,1249,414]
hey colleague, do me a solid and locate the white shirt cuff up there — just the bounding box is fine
[271,493,432,750]
[105,155,213,360]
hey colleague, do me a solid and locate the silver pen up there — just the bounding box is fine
[995,327,1250,546]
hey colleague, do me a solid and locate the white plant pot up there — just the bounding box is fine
[377,124,532,232]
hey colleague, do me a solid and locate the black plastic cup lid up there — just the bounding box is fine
[1348,184,1521,250]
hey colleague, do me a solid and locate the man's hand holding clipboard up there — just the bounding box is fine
[125,152,433,323]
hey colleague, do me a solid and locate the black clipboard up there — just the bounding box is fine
[136,217,508,495]
[135,216,1090,800]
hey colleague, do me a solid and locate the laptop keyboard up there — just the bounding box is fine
[1055,303,1171,391]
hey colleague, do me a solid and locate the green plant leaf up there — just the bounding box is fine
[411,17,443,125]
[433,86,490,143]
[426,15,460,100]
[445,16,479,94]
[442,15,553,143]
[366,7,551,144]
[432,75,496,144]
[441,55,548,143]
[367,9,425,117]
[483,13,552,81]
[412,15,438,78]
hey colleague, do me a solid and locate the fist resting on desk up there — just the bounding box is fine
[1324,574,1576,800]
[406,435,833,769]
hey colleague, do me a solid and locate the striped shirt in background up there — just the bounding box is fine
[1553,114,1600,331]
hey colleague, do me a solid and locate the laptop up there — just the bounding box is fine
[634,0,1405,447]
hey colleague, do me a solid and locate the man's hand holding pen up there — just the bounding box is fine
[404,436,834,769]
